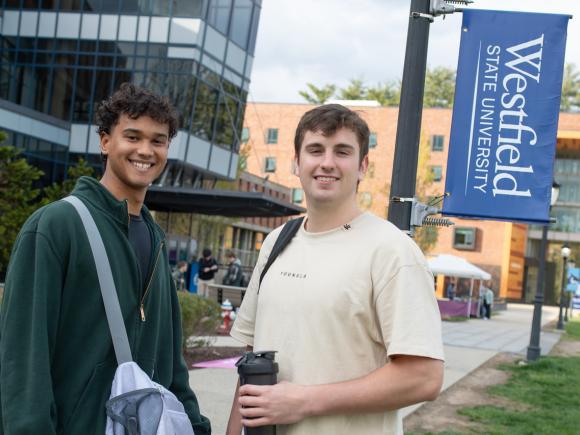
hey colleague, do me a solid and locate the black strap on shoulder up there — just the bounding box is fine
[258,217,304,291]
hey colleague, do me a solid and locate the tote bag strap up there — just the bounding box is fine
[63,196,133,365]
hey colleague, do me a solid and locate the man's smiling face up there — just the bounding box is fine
[295,127,368,208]
[100,114,169,197]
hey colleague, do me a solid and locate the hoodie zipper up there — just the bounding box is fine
[140,240,164,322]
[124,199,163,323]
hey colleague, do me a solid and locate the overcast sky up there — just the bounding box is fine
[248,0,580,103]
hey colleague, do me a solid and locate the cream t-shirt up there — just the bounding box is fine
[231,212,444,435]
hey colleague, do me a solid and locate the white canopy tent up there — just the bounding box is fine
[428,255,491,317]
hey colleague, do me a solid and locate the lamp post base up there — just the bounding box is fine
[526,344,541,361]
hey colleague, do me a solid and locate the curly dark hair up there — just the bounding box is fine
[294,104,370,164]
[95,82,179,140]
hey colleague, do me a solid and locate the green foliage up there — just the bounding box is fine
[339,78,367,100]
[459,356,580,434]
[414,135,439,253]
[423,67,456,108]
[177,292,221,350]
[299,62,580,111]
[406,432,466,435]
[298,68,455,108]
[366,81,401,107]
[0,143,44,275]
[298,83,337,104]
[40,158,94,206]
[561,63,580,112]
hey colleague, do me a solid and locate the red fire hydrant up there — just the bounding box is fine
[220,299,235,331]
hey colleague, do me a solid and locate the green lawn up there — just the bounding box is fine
[565,315,580,339]
[456,317,580,434]
[410,317,580,435]
[458,356,580,434]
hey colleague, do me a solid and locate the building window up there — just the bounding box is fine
[369,132,378,149]
[241,127,250,143]
[266,128,278,144]
[264,157,276,173]
[292,188,303,204]
[431,135,444,151]
[230,0,253,48]
[431,165,443,182]
[207,0,232,35]
[453,227,476,250]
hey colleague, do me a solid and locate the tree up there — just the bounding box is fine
[366,81,401,107]
[339,78,367,100]
[298,68,455,107]
[414,135,439,253]
[40,158,95,206]
[561,63,580,112]
[299,83,337,104]
[423,67,456,108]
[0,141,44,276]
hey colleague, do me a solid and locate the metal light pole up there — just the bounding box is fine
[527,182,560,361]
[387,0,472,232]
[557,244,571,330]
[387,0,432,232]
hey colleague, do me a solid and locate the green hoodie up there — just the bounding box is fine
[0,177,211,434]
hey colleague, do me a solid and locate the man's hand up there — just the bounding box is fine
[238,381,310,427]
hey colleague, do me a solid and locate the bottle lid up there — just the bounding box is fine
[236,351,279,375]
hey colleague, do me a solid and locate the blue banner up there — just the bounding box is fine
[567,267,580,293]
[443,10,570,224]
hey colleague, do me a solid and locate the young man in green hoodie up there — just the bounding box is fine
[0,83,211,434]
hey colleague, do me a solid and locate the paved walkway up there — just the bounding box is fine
[189,303,561,433]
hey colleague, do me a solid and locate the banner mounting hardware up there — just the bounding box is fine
[429,0,474,17]
[391,196,454,237]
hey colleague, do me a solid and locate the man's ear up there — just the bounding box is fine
[293,155,300,176]
[358,155,369,181]
[100,133,110,157]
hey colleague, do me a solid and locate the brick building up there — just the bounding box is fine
[241,102,580,302]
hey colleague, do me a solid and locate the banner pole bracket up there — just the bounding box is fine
[411,11,435,22]
[430,0,474,17]
[408,197,455,238]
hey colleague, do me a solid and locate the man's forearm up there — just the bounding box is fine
[239,355,443,427]
[226,381,243,435]
[304,356,443,416]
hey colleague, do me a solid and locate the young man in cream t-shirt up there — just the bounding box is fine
[227,104,444,435]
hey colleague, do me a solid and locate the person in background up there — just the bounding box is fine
[483,284,494,320]
[172,260,189,291]
[446,278,456,301]
[198,248,218,298]
[223,251,244,287]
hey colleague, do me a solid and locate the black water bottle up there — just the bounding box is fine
[236,351,278,435]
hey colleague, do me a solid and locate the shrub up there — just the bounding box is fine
[177,292,221,350]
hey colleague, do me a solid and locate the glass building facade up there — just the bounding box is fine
[0,0,261,186]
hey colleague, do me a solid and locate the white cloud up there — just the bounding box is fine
[248,0,580,103]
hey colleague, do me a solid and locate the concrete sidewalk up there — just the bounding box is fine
[189,303,561,433]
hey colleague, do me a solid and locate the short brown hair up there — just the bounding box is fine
[294,104,370,163]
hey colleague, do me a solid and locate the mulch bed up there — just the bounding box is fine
[184,346,245,369]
